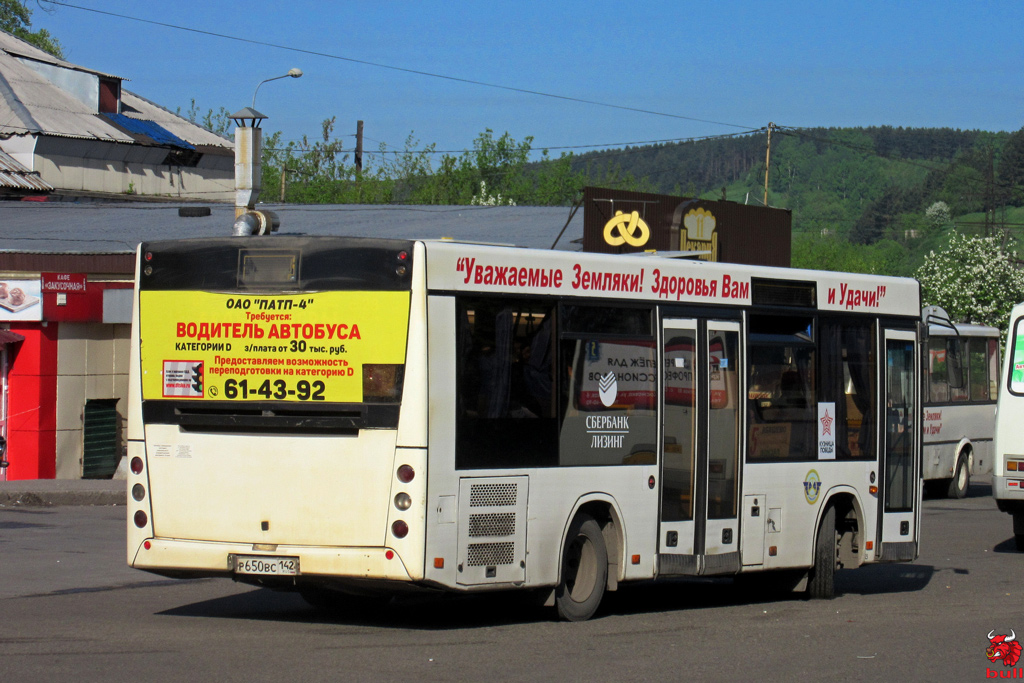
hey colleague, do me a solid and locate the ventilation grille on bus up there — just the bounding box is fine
[468,512,516,537]
[469,483,517,507]
[467,541,515,567]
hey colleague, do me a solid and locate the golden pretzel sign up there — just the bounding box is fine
[603,210,651,247]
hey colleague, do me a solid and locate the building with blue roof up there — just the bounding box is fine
[0,30,233,201]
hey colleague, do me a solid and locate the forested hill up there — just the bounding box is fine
[570,125,1019,248]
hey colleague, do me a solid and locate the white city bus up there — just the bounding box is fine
[994,302,1024,551]
[126,236,922,620]
[922,306,1000,498]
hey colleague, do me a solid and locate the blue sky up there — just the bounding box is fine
[30,0,1024,162]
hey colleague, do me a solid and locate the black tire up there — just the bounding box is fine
[555,514,608,621]
[947,454,969,499]
[807,505,837,600]
[178,206,212,218]
[1016,535,1024,552]
[923,479,947,499]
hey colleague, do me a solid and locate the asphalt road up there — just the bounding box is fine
[1,477,1020,682]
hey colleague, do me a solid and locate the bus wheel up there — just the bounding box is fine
[555,513,608,621]
[947,454,970,499]
[807,505,837,600]
[1014,513,1024,552]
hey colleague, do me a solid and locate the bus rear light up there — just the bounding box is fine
[133,510,148,528]
[397,250,408,261]
[391,520,409,539]
[131,484,146,502]
[396,265,407,277]
[397,464,415,483]
[768,546,777,556]
[631,554,640,565]
[144,541,151,550]
[385,550,394,560]
[434,557,444,569]
[1009,461,1020,471]
[866,541,873,551]
[394,492,412,510]
[130,457,144,475]
[869,485,878,495]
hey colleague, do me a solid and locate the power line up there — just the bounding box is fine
[43,1,754,130]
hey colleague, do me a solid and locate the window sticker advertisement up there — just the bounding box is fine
[0,279,42,321]
[818,401,837,460]
[139,291,410,403]
[1012,329,1024,394]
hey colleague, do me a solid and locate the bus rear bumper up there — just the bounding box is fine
[993,474,1024,513]
[129,538,416,582]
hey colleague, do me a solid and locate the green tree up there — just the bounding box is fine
[1,0,63,57]
[998,127,1024,206]
[916,232,1024,332]
[177,99,232,137]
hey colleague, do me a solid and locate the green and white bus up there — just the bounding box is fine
[994,302,1024,551]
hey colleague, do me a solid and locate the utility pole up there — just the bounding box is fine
[763,122,775,206]
[355,120,364,174]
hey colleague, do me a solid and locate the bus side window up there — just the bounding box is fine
[928,336,949,403]
[969,338,990,401]
[455,298,558,469]
[946,337,966,393]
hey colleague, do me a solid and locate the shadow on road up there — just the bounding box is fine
[157,561,938,629]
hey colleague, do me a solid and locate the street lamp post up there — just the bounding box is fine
[230,69,303,229]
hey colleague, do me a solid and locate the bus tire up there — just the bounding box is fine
[947,454,969,499]
[807,505,837,600]
[555,513,608,621]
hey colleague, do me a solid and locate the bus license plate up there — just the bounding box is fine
[231,555,299,576]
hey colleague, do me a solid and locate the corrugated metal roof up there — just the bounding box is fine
[0,31,231,151]
[0,203,585,254]
[0,30,126,81]
[101,113,195,150]
[0,330,25,344]
[0,149,53,191]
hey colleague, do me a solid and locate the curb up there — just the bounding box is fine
[0,485,126,508]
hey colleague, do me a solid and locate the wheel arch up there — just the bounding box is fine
[817,486,866,568]
[559,494,625,590]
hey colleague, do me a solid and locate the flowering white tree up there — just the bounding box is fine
[925,201,951,230]
[470,181,516,206]
[916,232,1024,332]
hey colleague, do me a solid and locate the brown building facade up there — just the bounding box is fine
[582,187,792,267]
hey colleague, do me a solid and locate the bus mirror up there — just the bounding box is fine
[946,338,964,389]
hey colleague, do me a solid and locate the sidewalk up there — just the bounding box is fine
[0,478,126,507]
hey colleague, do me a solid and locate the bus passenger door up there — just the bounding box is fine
[660,319,698,573]
[659,319,742,575]
[702,322,742,573]
[878,329,920,561]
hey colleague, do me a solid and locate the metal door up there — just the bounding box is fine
[659,318,742,575]
[878,329,920,561]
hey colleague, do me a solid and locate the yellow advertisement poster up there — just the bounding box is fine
[140,290,410,403]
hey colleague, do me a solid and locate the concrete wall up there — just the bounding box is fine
[35,153,233,201]
[55,322,131,479]
[29,136,234,201]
